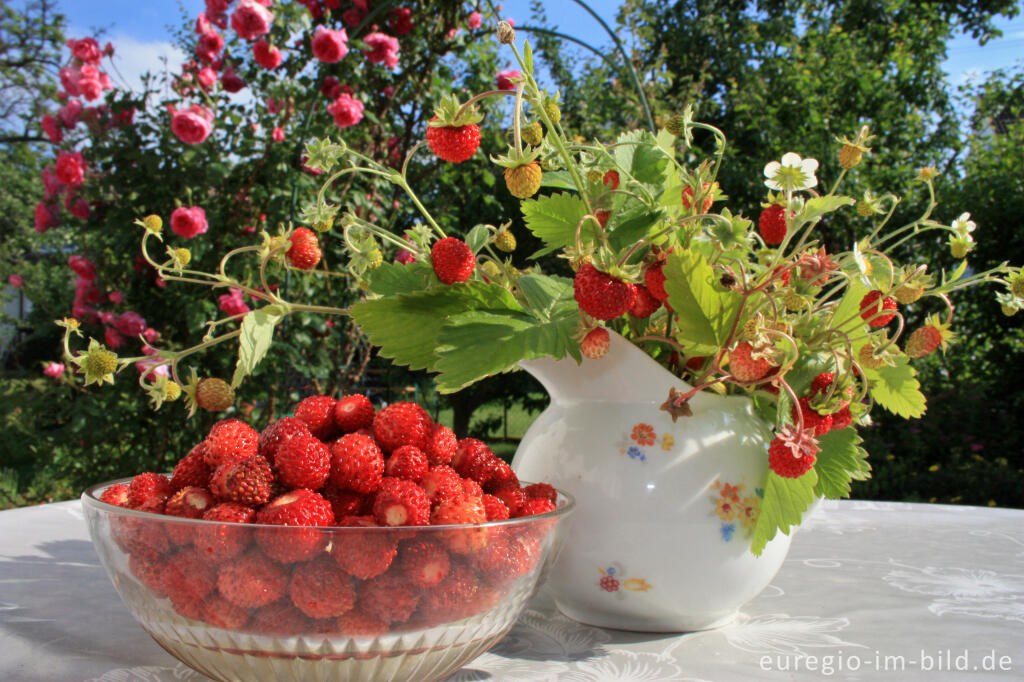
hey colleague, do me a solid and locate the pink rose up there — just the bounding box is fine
[42,166,62,199]
[195,13,212,34]
[320,76,342,99]
[362,32,399,68]
[74,275,102,303]
[41,114,62,143]
[8,274,23,288]
[312,26,348,63]
[43,362,65,378]
[171,104,214,144]
[68,37,103,64]
[143,328,161,343]
[170,206,209,238]
[253,40,282,69]
[196,30,224,63]
[59,66,81,96]
[341,8,366,27]
[205,0,230,28]
[496,69,521,91]
[197,66,217,90]
[114,311,147,337]
[67,195,91,220]
[467,11,482,29]
[231,0,274,41]
[266,97,284,113]
[220,67,246,93]
[327,93,364,128]
[218,288,251,317]
[55,151,86,186]
[389,8,414,35]
[68,255,97,280]
[71,302,98,324]
[108,290,123,304]
[99,311,115,325]
[272,126,285,142]
[135,358,169,381]
[34,202,56,232]
[58,99,82,129]
[104,326,124,349]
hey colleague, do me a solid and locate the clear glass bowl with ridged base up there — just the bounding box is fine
[83,479,574,682]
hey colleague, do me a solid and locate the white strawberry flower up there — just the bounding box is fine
[763,152,819,192]
[951,212,977,238]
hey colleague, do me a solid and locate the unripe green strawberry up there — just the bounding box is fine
[367,248,383,269]
[838,143,866,169]
[494,230,516,252]
[164,381,182,402]
[784,291,808,311]
[665,113,685,137]
[856,199,875,217]
[521,121,543,146]
[504,161,542,199]
[196,378,234,412]
[142,214,163,234]
[170,247,191,268]
[544,100,561,125]
[892,283,924,305]
[1010,273,1024,298]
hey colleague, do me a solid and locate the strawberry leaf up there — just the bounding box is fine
[663,250,742,354]
[791,195,855,231]
[812,427,871,499]
[367,261,436,296]
[517,274,575,323]
[863,356,926,418]
[828,278,870,336]
[521,192,593,252]
[232,307,283,388]
[750,469,817,556]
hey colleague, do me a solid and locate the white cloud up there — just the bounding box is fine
[105,33,186,94]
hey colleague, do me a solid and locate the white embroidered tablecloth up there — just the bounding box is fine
[1,499,1022,681]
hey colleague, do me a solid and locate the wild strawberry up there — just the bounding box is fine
[289,555,356,619]
[162,547,217,602]
[504,160,543,198]
[792,398,833,437]
[373,477,431,526]
[129,551,167,595]
[293,394,338,440]
[200,594,250,630]
[420,465,464,507]
[594,209,611,227]
[287,227,322,270]
[426,120,481,163]
[485,458,518,491]
[629,284,661,319]
[255,489,334,563]
[331,515,399,579]
[420,562,480,621]
[892,283,925,304]
[729,342,772,382]
[196,503,255,563]
[494,229,516,252]
[249,602,307,635]
[768,428,818,478]
[164,486,215,544]
[523,482,558,503]
[126,472,172,508]
[258,416,311,467]
[519,496,557,516]
[831,405,854,430]
[336,609,390,637]
[474,531,540,585]
[399,540,451,587]
[217,550,288,608]
[681,182,714,212]
[573,264,637,320]
[644,260,669,302]
[333,393,375,433]
[581,327,610,359]
[209,455,274,506]
[521,120,543,146]
[603,169,620,190]
[424,423,457,466]
[322,485,368,519]
[859,290,898,327]
[431,237,475,284]
[170,443,211,491]
[112,496,169,557]
[490,484,527,517]
[451,438,497,483]
[385,445,429,481]
[359,571,421,624]
[758,204,789,245]
[461,477,485,499]
[99,482,130,507]
[481,494,510,521]
[810,372,835,397]
[906,321,950,358]
[432,497,488,553]
[275,433,331,490]
[204,418,259,468]
[330,432,385,493]
[373,401,433,454]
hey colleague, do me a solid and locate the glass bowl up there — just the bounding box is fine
[82,478,574,682]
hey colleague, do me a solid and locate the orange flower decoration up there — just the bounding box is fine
[630,423,656,446]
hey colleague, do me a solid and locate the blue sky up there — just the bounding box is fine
[58,1,1023,93]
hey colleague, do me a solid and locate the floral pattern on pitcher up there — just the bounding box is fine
[616,423,675,462]
[598,562,653,598]
[712,479,763,542]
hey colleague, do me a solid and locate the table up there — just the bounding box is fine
[1,499,1022,681]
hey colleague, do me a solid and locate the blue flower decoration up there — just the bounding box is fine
[606,566,616,576]
[627,446,645,461]
[720,523,736,542]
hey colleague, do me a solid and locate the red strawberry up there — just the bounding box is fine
[485,458,518,491]
[681,182,714,212]
[859,290,898,327]
[399,539,451,588]
[257,416,311,467]
[431,497,488,553]
[322,485,368,519]
[523,482,558,503]
[255,489,334,563]
[200,594,250,630]
[431,237,475,284]
[196,503,255,563]
[420,465,464,507]
[420,562,481,621]
[293,394,338,440]
[906,325,943,358]
[519,496,557,516]
[204,419,259,469]
[164,486,215,545]
[831,405,854,430]
[330,432,385,493]
[792,398,833,437]
[573,264,637,320]
[170,443,211,492]
[810,372,835,397]
[99,482,130,507]
[594,209,611,227]
[275,433,331,490]
[424,423,457,465]
[129,551,167,595]
[126,472,172,508]
[373,401,432,454]
[333,393,375,433]
[287,227,322,270]
[461,477,485,499]
[490,484,527,517]
[451,438,497,483]
[580,327,610,359]
[385,445,429,481]
[728,341,772,382]
[758,204,789,245]
[162,547,217,601]
[249,603,307,635]
[473,531,539,584]
[603,169,620,190]
[209,455,274,506]
[358,571,421,624]
[336,609,389,637]
[331,515,399,579]
[629,284,661,319]
[217,550,288,608]
[481,494,510,521]
[373,477,431,526]
[288,555,356,619]
[644,259,669,302]
[768,435,817,478]
[426,120,481,163]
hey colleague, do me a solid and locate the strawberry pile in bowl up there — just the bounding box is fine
[81,394,574,682]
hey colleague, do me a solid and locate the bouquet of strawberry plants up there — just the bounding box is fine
[62,21,1024,552]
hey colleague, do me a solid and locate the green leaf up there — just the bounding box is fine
[607,208,663,252]
[232,307,283,388]
[863,356,927,418]
[813,428,871,499]
[828,279,870,336]
[465,224,491,254]
[539,170,576,190]
[663,250,742,354]
[630,135,669,186]
[792,195,855,230]
[521,192,592,251]
[350,282,523,372]
[523,40,533,73]
[612,130,643,174]
[750,469,817,556]
[367,261,436,296]
[517,274,575,322]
